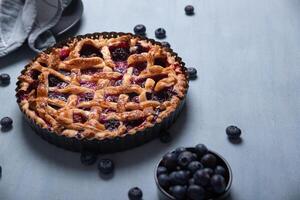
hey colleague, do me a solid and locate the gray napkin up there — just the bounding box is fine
[0,0,72,57]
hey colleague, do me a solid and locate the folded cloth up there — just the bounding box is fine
[0,0,72,57]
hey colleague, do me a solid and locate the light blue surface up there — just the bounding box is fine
[0,0,300,199]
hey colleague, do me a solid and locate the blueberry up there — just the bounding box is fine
[159,130,172,143]
[155,28,166,39]
[193,169,210,186]
[187,161,203,174]
[215,165,226,177]
[157,166,168,176]
[128,187,143,200]
[178,151,196,168]
[134,24,146,36]
[111,48,129,61]
[174,147,186,156]
[187,185,205,200]
[170,185,186,200]
[203,168,214,176]
[161,41,170,48]
[187,67,197,80]
[97,159,114,174]
[0,73,10,85]
[189,178,195,185]
[0,117,13,130]
[80,151,97,166]
[201,154,217,168]
[226,125,242,139]
[185,5,195,15]
[158,174,170,188]
[169,171,189,186]
[194,144,208,158]
[162,152,177,170]
[210,175,226,193]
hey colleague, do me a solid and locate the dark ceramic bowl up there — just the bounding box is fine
[155,148,233,200]
[16,32,189,153]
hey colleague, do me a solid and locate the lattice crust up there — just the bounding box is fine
[17,34,188,140]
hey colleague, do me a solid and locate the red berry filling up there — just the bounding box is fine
[131,61,147,76]
[29,70,41,80]
[73,113,87,123]
[110,43,130,61]
[127,92,139,103]
[80,44,102,58]
[147,87,176,102]
[114,61,128,74]
[78,93,94,102]
[105,94,119,102]
[132,78,146,87]
[48,75,68,88]
[104,119,120,131]
[80,81,97,89]
[81,68,103,75]
[48,92,69,101]
[60,48,70,60]
[154,57,168,67]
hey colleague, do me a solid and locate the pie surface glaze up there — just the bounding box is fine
[16,33,188,141]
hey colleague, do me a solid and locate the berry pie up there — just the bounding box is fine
[16,32,188,152]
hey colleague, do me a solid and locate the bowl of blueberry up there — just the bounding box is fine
[155,144,232,200]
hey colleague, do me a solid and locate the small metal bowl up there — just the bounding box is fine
[155,147,233,200]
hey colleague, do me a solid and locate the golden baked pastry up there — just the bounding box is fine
[16,33,188,143]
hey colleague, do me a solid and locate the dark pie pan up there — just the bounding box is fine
[155,148,233,200]
[16,32,189,153]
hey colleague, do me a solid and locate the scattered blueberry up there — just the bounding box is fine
[215,165,226,177]
[158,174,170,188]
[0,74,10,85]
[187,185,205,200]
[226,125,242,139]
[159,130,172,143]
[210,175,226,193]
[161,41,170,48]
[169,171,189,185]
[201,154,217,168]
[162,152,177,170]
[178,151,196,168]
[0,117,13,130]
[187,161,203,174]
[155,28,166,39]
[98,159,114,174]
[194,144,208,158]
[185,5,195,15]
[128,187,143,200]
[170,185,186,200]
[80,151,97,166]
[187,67,197,80]
[134,24,146,36]
[157,166,168,176]
[193,169,210,186]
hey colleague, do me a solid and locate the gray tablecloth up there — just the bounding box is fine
[0,0,71,57]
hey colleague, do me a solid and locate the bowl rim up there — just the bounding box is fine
[154,147,233,200]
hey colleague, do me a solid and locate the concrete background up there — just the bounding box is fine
[0,0,300,199]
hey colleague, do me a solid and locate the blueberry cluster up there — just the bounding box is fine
[157,144,228,200]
